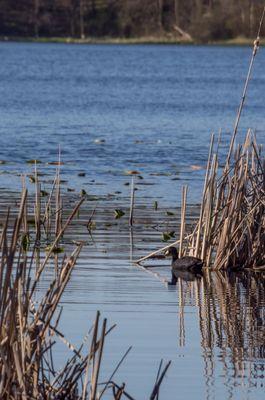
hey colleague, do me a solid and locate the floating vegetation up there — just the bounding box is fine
[21,232,30,251]
[162,231,175,242]
[47,161,64,165]
[45,244,65,253]
[125,170,140,175]
[0,174,170,398]
[28,175,36,183]
[166,211,175,216]
[94,138,105,144]
[80,189,87,196]
[190,164,203,170]
[114,209,125,219]
[87,220,96,231]
[26,158,42,164]
[40,189,49,197]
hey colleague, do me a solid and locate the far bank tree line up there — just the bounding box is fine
[0,0,264,42]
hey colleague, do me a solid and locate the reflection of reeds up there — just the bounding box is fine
[175,271,265,391]
[199,272,265,383]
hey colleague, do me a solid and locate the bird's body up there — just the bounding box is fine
[172,255,203,273]
[164,247,203,284]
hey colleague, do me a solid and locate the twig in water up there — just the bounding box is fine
[129,177,135,227]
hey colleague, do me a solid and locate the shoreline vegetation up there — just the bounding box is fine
[1,1,264,46]
[0,35,257,46]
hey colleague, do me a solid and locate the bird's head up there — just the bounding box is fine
[164,246,178,261]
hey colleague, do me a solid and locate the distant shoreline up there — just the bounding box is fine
[0,35,255,46]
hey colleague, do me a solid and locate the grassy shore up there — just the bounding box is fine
[0,35,256,46]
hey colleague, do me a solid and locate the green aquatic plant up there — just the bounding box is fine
[162,231,175,242]
[114,209,125,219]
[166,211,175,216]
[26,159,42,164]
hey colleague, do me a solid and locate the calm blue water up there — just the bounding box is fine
[0,43,265,399]
[0,42,264,203]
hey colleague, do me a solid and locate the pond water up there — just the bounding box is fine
[0,42,264,204]
[0,42,265,399]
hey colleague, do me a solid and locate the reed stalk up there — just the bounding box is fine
[0,174,171,398]
[138,9,265,271]
[129,177,135,227]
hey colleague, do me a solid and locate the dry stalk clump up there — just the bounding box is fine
[137,131,264,271]
[186,130,265,270]
[184,12,265,270]
[0,185,170,399]
[137,17,265,271]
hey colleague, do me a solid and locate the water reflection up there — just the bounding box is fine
[169,269,203,285]
[175,270,265,394]
[5,191,264,398]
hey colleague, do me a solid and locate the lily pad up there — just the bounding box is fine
[45,245,64,254]
[190,165,203,171]
[26,159,42,164]
[21,234,30,251]
[150,172,171,176]
[29,176,36,183]
[125,170,140,175]
[162,231,175,242]
[114,209,125,219]
[87,221,96,231]
[166,211,175,216]
[47,161,64,166]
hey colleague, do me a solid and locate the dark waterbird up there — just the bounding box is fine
[164,246,203,284]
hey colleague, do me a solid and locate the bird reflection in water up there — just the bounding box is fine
[169,268,203,285]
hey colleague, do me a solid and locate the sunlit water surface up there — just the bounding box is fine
[0,43,265,399]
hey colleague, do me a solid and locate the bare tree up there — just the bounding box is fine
[157,0,163,31]
[34,0,39,37]
[174,0,179,25]
[249,0,255,36]
[79,0,85,38]
[0,0,264,41]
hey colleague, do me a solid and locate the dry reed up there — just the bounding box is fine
[137,10,265,271]
[0,170,170,398]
